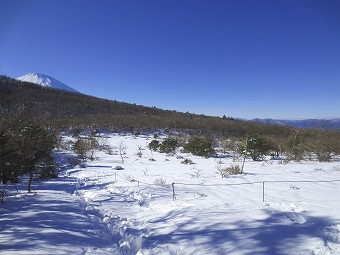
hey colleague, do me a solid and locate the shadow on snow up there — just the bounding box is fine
[143,208,339,255]
[0,177,114,254]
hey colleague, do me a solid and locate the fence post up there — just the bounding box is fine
[172,182,176,201]
[115,172,117,182]
[138,181,140,189]
[262,182,265,202]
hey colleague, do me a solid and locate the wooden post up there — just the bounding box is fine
[172,182,176,201]
[138,181,140,189]
[115,172,117,182]
[262,182,265,202]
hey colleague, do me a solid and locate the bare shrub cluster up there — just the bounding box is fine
[154,178,167,187]
[216,164,242,178]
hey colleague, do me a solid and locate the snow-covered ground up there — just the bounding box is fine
[1,133,340,255]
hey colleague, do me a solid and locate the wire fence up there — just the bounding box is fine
[3,169,339,203]
[100,171,340,202]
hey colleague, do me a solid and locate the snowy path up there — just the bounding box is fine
[0,178,116,255]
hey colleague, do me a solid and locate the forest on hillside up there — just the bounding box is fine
[0,75,292,135]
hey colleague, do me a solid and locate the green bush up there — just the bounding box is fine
[148,140,160,151]
[159,138,179,154]
[238,135,270,161]
[184,136,215,157]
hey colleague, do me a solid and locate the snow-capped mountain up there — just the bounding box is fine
[16,73,78,93]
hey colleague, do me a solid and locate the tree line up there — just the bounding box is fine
[0,75,294,136]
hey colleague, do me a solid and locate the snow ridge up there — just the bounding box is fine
[16,73,78,93]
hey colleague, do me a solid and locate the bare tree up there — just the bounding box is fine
[239,137,248,173]
[286,128,305,162]
[119,141,127,163]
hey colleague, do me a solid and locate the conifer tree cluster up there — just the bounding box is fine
[0,109,57,192]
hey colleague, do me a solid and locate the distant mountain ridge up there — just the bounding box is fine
[16,73,78,93]
[251,118,340,130]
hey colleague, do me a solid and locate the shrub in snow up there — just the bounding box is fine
[195,191,207,198]
[191,169,203,178]
[114,166,124,170]
[0,190,7,202]
[74,137,99,161]
[125,175,135,182]
[159,138,179,154]
[73,139,89,161]
[148,140,160,151]
[181,158,194,164]
[216,164,242,178]
[154,178,166,187]
[183,136,215,157]
[148,138,179,154]
[316,153,332,162]
[238,135,269,161]
[226,164,242,175]
[57,140,74,150]
[136,145,144,158]
[98,138,111,153]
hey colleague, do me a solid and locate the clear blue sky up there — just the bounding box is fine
[1,0,340,119]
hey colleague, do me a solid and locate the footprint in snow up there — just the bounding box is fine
[285,212,306,224]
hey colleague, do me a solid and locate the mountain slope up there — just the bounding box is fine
[16,73,78,93]
[0,75,292,136]
[252,118,340,130]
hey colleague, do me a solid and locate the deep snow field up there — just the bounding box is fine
[1,132,340,255]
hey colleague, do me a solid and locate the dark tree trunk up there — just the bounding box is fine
[28,171,33,193]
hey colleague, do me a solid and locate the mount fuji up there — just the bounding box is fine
[16,73,78,93]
